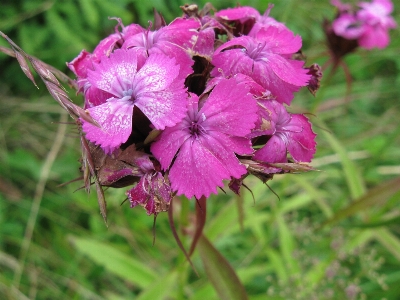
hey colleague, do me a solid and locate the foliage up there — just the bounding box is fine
[1,0,400,299]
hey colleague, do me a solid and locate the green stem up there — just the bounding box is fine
[12,111,68,293]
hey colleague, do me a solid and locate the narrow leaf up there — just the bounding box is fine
[70,237,157,288]
[168,197,197,274]
[323,177,400,226]
[189,196,207,256]
[197,234,248,300]
[317,118,366,198]
[373,228,400,261]
[136,270,178,300]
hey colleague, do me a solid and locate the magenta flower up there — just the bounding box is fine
[81,49,188,154]
[332,13,364,39]
[211,26,310,105]
[357,0,397,49]
[330,0,396,50]
[151,78,258,199]
[215,5,288,36]
[122,18,200,79]
[206,74,276,139]
[253,100,316,163]
[68,23,145,109]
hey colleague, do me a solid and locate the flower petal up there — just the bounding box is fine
[286,114,316,162]
[134,53,180,92]
[253,135,288,163]
[201,131,250,178]
[82,99,133,154]
[87,49,138,97]
[216,6,260,21]
[169,140,231,199]
[150,120,190,170]
[200,78,258,136]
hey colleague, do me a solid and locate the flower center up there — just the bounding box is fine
[247,41,267,61]
[122,89,136,102]
[190,121,200,135]
[189,118,206,138]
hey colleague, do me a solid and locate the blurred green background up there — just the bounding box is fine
[1,0,400,299]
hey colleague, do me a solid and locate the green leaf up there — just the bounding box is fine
[136,270,178,300]
[323,177,400,226]
[276,214,300,275]
[373,228,400,261]
[70,237,157,288]
[205,198,239,240]
[317,118,366,199]
[265,248,288,283]
[79,0,99,29]
[197,234,248,300]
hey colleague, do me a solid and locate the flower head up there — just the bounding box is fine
[212,26,310,105]
[81,49,188,154]
[253,100,316,163]
[330,0,397,50]
[357,0,397,49]
[151,78,258,199]
[122,18,200,78]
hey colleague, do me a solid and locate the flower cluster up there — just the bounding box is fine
[68,4,318,215]
[327,0,396,54]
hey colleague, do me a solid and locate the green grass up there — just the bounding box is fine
[1,0,400,299]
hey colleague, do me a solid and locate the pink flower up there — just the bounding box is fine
[330,0,397,50]
[253,100,316,163]
[122,18,200,79]
[215,5,288,36]
[151,78,258,199]
[211,26,310,105]
[357,0,397,49]
[67,22,145,109]
[332,13,364,39]
[81,49,188,154]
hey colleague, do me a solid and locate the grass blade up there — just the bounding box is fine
[70,237,157,288]
[197,234,248,300]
